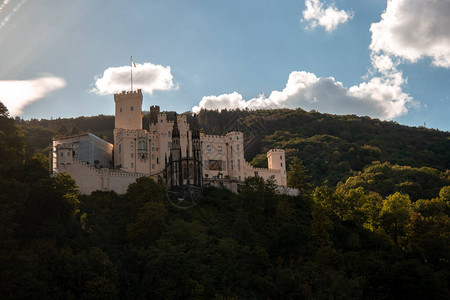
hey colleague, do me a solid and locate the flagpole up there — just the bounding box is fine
[130,56,133,92]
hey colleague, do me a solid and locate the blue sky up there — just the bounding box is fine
[0,0,449,131]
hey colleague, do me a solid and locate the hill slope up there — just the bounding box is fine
[18,108,449,185]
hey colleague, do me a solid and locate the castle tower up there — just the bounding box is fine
[267,149,287,186]
[150,105,160,125]
[192,114,202,186]
[114,89,143,130]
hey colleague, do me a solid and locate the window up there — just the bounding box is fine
[236,136,239,140]
[238,159,240,170]
[168,141,172,150]
[168,131,171,137]
[231,160,234,170]
[152,164,155,169]
[130,106,134,111]
[280,155,282,160]
[120,107,122,112]
[131,162,134,168]
[152,154,155,159]
[222,161,227,171]
[157,157,159,164]
[138,139,147,150]
[60,152,63,157]
[237,145,240,152]
[131,153,134,158]
[119,144,122,153]
[206,145,211,153]
[152,143,155,151]
[130,141,134,151]
[281,162,283,167]
[218,146,222,154]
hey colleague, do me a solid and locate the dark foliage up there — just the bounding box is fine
[2,102,449,299]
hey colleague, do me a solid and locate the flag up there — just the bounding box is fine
[132,60,136,67]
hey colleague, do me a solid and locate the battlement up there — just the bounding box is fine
[226,131,243,137]
[114,89,143,103]
[244,161,280,173]
[200,133,228,140]
[201,131,244,142]
[150,113,187,127]
[267,148,285,155]
[55,143,74,150]
[114,128,149,135]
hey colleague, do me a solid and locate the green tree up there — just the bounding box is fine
[0,101,9,117]
[439,185,450,204]
[239,176,278,219]
[380,192,412,243]
[287,157,313,194]
[125,177,166,216]
[310,204,333,247]
[0,102,25,179]
[127,202,167,245]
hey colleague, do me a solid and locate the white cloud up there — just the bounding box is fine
[192,71,412,120]
[302,0,353,32]
[0,75,66,116]
[370,0,450,68]
[92,62,175,95]
[196,1,450,120]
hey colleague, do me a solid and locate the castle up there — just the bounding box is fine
[52,90,287,194]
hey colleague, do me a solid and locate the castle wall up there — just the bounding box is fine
[200,132,246,181]
[200,132,287,186]
[200,133,232,179]
[55,156,146,195]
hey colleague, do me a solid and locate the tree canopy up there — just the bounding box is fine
[1,102,449,298]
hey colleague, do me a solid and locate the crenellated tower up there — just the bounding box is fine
[113,89,150,173]
[267,149,287,186]
[114,89,143,130]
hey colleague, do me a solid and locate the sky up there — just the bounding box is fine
[0,0,449,131]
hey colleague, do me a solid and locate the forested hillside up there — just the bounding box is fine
[16,107,449,185]
[195,109,449,185]
[2,102,449,298]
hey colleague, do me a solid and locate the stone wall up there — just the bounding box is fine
[55,157,146,195]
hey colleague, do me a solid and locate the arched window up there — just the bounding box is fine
[138,138,147,150]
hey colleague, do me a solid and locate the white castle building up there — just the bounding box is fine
[52,90,286,194]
